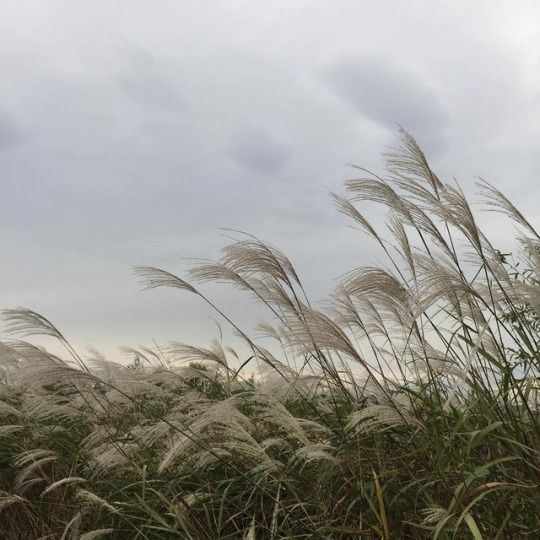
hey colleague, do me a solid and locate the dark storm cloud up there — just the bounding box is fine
[228,127,291,175]
[324,57,446,153]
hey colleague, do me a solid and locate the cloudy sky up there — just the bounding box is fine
[2,1,540,358]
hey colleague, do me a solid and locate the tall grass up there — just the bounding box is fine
[1,130,539,538]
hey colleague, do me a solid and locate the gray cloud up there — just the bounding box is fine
[228,127,291,175]
[324,57,446,153]
[0,111,23,149]
[0,0,539,359]
[119,46,183,113]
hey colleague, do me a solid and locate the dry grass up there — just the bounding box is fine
[1,130,539,538]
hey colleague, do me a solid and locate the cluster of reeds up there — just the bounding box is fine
[1,130,539,538]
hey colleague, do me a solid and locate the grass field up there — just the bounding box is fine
[1,130,539,538]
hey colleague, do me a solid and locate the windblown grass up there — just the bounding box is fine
[1,130,539,538]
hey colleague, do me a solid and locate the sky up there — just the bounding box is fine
[2,1,540,360]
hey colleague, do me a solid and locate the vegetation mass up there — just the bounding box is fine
[1,131,540,538]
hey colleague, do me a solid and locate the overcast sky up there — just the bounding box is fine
[2,1,540,359]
